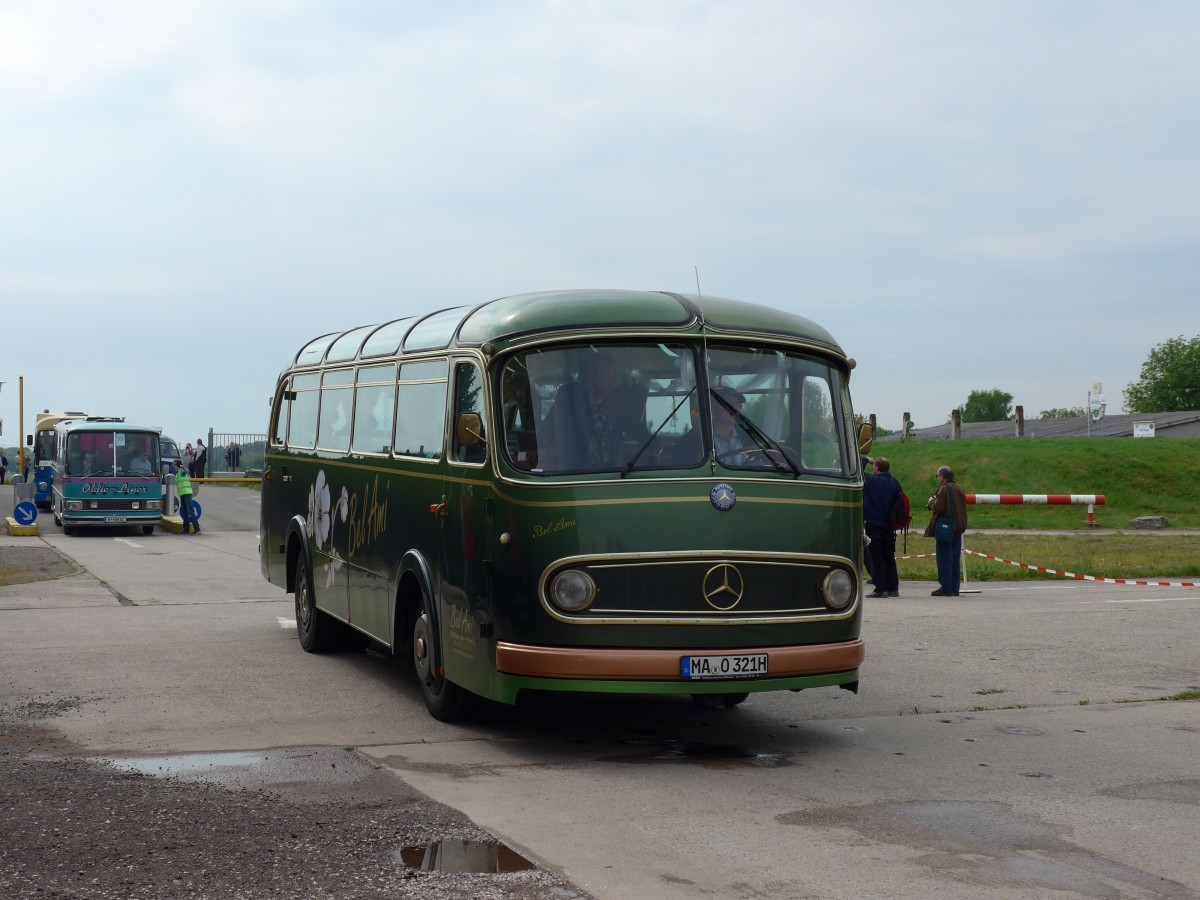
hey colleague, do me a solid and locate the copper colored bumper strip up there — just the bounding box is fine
[496,639,864,681]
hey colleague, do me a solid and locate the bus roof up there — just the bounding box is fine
[287,289,845,370]
[35,410,92,428]
[55,419,159,434]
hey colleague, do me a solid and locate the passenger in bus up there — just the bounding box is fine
[81,450,105,475]
[547,352,647,469]
[671,387,752,465]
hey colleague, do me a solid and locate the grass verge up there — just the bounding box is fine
[896,533,1200,582]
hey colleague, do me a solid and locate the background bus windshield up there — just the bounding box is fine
[66,432,160,478]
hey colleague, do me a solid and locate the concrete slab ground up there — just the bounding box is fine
[1,484,1197,899]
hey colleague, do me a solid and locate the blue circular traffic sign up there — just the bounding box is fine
[190,501,202,520]
[13,500,38,525]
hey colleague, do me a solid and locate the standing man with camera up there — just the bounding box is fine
[924,466,969,596]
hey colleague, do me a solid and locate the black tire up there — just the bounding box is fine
[62,524,75,536]
[142,525,154,536]
[691,692,749,709]
[412,592,480,721]
[294,553,335,652]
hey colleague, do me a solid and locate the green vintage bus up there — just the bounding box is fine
[260,289,868,720]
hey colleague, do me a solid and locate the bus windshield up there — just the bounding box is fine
[66,430,161,478]
[499,341,852,476]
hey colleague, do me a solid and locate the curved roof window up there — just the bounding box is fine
[295,333,338,368]
[360,318,415,358]
[325,325,376,363]
[403,307,470,352]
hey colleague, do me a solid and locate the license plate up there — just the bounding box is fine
[103,516,127,523]
[681,653,768,680]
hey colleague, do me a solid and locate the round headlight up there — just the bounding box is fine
[822,569,855,610]
[36,480,49,492]
[550,569,597,611]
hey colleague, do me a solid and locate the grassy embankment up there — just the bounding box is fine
[201,437,1200,582]
[871,436,1200,582]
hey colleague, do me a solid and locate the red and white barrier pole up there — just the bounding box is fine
[966,494,1106,506]
[966,494,1106,526]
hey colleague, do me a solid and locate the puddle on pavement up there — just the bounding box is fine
[395,839,535,873]
[96,747,376,790]
[599,737,791,768]
[106,751,268,776]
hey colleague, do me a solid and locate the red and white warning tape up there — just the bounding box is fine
[962,548,1198,587]
[895,547,1198,587]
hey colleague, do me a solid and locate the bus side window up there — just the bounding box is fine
[287,374,321,449]
[352,364,396,455]
[269,384,289,447]
[395,360,448,460]
[452,362,486,465]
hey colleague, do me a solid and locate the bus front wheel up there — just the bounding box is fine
[294,555,335,653]
[412,594,479,722]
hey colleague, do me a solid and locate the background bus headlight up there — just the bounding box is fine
[36,481,49,492]
[822,569,854,610]
[550,570,597,611]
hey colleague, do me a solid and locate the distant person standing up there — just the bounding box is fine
[863,456,903,598]
[194,439,207,479]
[0,452,7,484]
[184,443,196,478]
[225,441,242,472]
[174,459,199,534]
[924,465,968,596]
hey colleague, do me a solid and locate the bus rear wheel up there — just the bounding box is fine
[294,555,335,652]
[412,593,479,722]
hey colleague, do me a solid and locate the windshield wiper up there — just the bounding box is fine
[710,389,802,478]
[620,386,696,478]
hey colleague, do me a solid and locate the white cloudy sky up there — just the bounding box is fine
[3,0,1198,448]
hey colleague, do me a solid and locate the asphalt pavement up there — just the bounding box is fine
[2,484,1198,899]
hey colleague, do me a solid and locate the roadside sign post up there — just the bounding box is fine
[7,478,38,535]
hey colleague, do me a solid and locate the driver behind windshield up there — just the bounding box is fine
[672,386,752,464]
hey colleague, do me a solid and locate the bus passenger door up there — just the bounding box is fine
[437,360,494,696]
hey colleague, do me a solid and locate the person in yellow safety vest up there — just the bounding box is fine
[174,459,199,534]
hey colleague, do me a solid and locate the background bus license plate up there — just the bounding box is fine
[681,653,768,680]
[103,516,127,523]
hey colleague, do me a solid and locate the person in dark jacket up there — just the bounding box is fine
[862,456,903,598]
[923,465,969,596]
[194,439,208,479]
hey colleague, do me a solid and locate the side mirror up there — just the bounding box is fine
[857,422,873,455]
[456,412,486,446]
[26,434,33,446]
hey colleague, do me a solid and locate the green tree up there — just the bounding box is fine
[1039,407,1085,419]
[1124,335,1200,413]
[960,389,1014,423]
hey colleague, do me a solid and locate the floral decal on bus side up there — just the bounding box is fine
[307,470,350,587]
